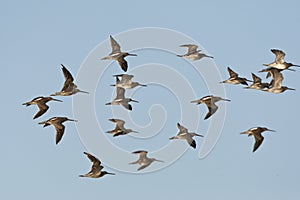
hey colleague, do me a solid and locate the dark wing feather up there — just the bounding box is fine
[117,57,128,72]
[109,35,121,54]
[227,67,238,78]
[271,49,285,64]
[189,139,196,149]
[34,103,49,119]
[113,131,126,137]
[54,123,65,144]
[253,134,264,152]
[177,123,188,133]
[84,152,101,165]
[83,152,103,174]
[137,164,149,171]
[121,102,132,110]
[251,73,262,84]
[204,103,218,120]
[61,64,74,92]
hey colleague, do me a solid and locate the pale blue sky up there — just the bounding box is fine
[1,0,300,199]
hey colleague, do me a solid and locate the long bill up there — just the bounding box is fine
[221,98,231,101]
[52,98,63,102]
[287,87,296,91]
[79,90,89,94]
[67,119,78,122]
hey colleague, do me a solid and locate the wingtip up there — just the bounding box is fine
[190,140,196,149]
[204,114,211,120]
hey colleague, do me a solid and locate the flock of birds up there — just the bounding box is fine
[23,35,299,178]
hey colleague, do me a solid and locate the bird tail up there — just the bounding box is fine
[22,102,31,106]
[190,100,199,104]
[50,92,59,96]
[129,161,138,165]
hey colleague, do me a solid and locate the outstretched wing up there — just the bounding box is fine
[204,103,218,120]
[227,67,238,78]
[132,150,148,160]
[121,74,134,82]
[83,152,103,174]
[109,35,121,54]
[34,103,49,119]
[109,118,125,130]
[180,44,199,54]
[54,123,65,145]
[269,69,283,88]
[121,102,133,111]
[117,57,128,72]
[61,64,74,92]
[251,73,262,84]
[177,123,188,134]
[271,49,285,64]
[253,134,264,152]
[137,163,151,171]
[116,87,126,99]
[186,136,196,149]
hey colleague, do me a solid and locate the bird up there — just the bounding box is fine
[259,68,295,93]
[51,64,89,96]
[169,123,203,149]
[22,96,62,119]
[244,73,269,90]
[106,118,138,137]
[129,150,163,171]
[101,35,137,72]
[79,152,115,178]
[220,67,252,85]
[240,127,276,152]
[263,49,300,71]
[38,117,77,144]
[191,95,231,120]
[177,44,213,60]
[105,87,138,110]
[110,74,147,89]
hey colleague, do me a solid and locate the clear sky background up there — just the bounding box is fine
[1,0,300,200]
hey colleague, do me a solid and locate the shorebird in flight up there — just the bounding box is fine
[106,118,138,137]
[240,127,276,152]
[38,117,77,144]
[244,73,269,90]
[191,95,230,120]
[105,87,139,110]
[220,67,251,85]
[51,64,88,96]
[259,68,295,93]
[22,96,62,119]
[79,152,115,178]
[169,123,203,149]
[129,150,163,171]
[177,44,213,60]
[263,49,300,71]
[111,74,147,89]
[101,35,137,72]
